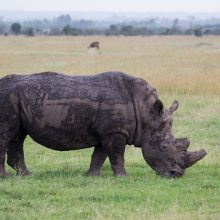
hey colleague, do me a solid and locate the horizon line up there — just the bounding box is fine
[1,9,220,14]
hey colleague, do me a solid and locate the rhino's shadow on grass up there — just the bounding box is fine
[30,164,210,180]
[5,163,212,180]
[34,168,90,179]
[30,164,146,179]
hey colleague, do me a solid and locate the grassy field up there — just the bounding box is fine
[0,36,219,220]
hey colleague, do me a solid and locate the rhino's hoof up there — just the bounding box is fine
[114,170,127,177]
[85,170,100,176]
[114,173,127,177]
[17,169,30,177]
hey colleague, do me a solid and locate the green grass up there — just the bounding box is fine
[0,36,219,219]
[1,139,219,220]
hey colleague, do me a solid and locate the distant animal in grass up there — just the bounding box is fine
[88,41,100,50]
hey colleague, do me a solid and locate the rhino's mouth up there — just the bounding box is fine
[154,166,185,178]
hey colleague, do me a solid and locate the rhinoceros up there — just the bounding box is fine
[0,71,206,178]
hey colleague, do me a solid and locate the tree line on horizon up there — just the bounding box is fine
[1,14,220,37]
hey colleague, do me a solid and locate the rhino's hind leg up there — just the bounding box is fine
[0,127,20,178]
[0,145,8,178]
[86,145,107,176]
[102,134,127,176]
[7,132,30,176]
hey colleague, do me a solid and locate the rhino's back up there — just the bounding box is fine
[0,71,135,108]
[23,71,134,105]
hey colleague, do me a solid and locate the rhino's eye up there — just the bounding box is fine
[159,145,168,152]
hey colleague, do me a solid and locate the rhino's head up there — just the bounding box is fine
[141,100,207,178]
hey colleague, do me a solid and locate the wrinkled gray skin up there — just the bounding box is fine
[0,71,207,178]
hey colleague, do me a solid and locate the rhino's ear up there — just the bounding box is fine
[170,100,179,114]
[152,99,164,115]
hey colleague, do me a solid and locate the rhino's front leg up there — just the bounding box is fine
[102,134,127,176]
[86,145,107,176]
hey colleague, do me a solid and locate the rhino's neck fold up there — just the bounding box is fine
[132,95,142,147]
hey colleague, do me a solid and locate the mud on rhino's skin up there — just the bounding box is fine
[0,71,207,178]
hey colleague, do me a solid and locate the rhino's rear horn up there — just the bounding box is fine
[184,149,207,168]
[174,138,190,152]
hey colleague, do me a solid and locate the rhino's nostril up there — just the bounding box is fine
[169,167,185,177]
[169,170,177,177]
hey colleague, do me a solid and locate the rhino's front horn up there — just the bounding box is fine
[184,149,207,168]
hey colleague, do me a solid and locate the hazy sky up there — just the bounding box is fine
[1,0,220,12]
